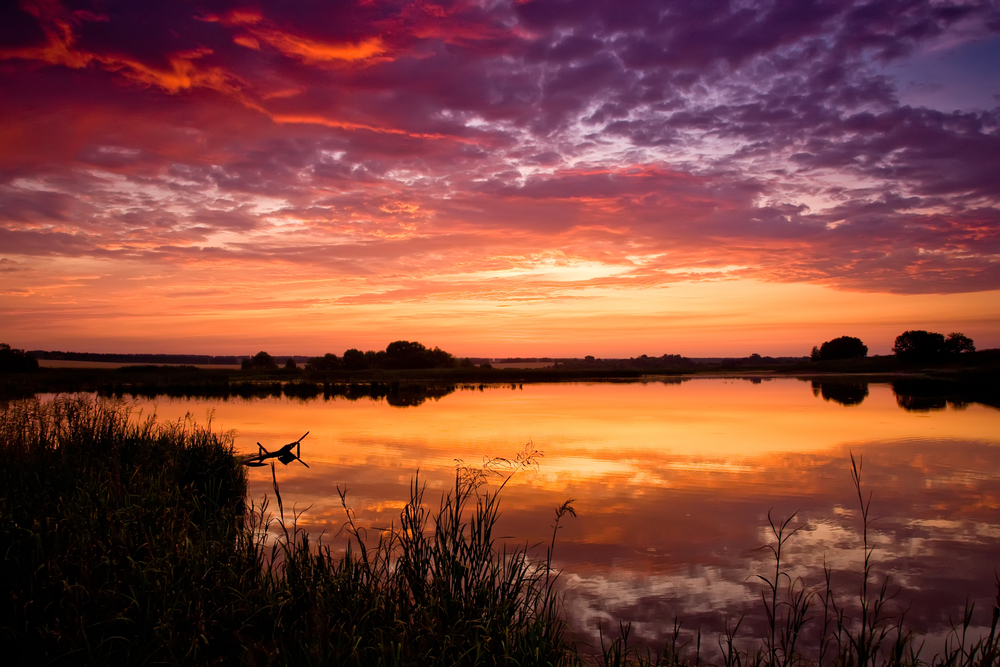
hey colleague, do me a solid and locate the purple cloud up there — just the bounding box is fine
[0,0,998,303]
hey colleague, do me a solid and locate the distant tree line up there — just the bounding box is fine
[555,353,695,371]
[31,351,242,365]
[292,341,458,372]
[0,344,39,373]
[811,331,976,362]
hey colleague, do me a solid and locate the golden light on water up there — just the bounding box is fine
[135,379,1000,533]
[130,378,1000,649]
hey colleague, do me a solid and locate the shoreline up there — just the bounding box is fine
[3,350,998,410]
[3,366,997,412]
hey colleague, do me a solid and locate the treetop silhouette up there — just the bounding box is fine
[893,330,975,360]
[812,336,868,362]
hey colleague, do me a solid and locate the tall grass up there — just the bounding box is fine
[246,446,575,666]
[2,396,998,666]
[1,396,575,666]
[0,395,252,664]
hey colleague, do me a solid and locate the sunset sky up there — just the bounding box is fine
[2,0,999,357]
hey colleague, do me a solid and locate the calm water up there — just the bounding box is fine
[128,378,1000,654]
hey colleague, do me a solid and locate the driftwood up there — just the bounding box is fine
[241,431,310,468]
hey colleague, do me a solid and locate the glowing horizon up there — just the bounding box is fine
[2,1,999,356]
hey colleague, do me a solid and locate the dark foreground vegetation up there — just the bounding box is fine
[2,397,999,666]
[1,397,571,665]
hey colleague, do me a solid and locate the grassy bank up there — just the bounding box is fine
[2,397,998,666]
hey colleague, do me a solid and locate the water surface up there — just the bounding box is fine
[132,378,1000,654]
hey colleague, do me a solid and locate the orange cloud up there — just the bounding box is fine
[1,2,243,98]
[269,114,472,142]
[250,29,386,63]
[118,48,240,95]
[232,35,261,50]
[0,0,98,69]
[205,8,387,64]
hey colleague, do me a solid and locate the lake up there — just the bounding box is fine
[125,378,1000,656]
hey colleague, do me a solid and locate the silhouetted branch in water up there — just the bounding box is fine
[242,431,310,467]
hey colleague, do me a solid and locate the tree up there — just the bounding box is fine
[364,350,385,367]
[382,340,455,369]
[384,340,433,369]
[429,346,455,368]
[0,343,39,373]
[892,330,945,360]
[284,357,298,370]
[243,351,277,370]
[817,336,868,361]
[306,353,341,371]
[811,346,821,361]
[945,332,975,355]
[342,348,367,371]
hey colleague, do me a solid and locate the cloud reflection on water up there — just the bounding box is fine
[133,379,1000,656]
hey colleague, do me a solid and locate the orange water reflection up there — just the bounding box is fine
[134,379,1000,655]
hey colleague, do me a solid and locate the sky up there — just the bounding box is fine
[1,0,999,358]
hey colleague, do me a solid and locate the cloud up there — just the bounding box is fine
[1,0,998,315]
[0,2,245,98]
[203,9,387,64]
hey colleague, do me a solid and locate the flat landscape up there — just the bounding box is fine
[3,0,999,664]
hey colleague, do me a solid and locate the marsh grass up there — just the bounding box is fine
[1,396,575,666]
[2,396,998,666]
